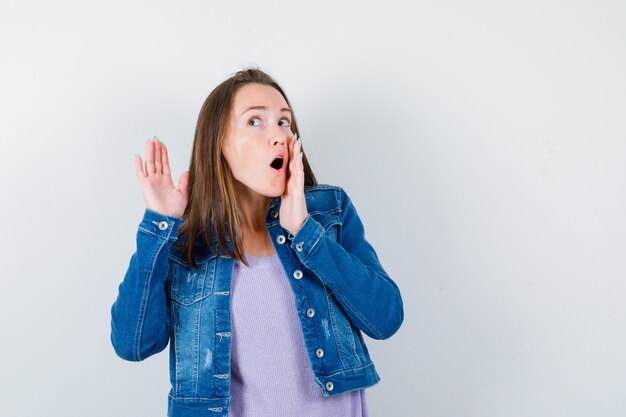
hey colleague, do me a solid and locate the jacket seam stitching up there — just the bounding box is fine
[193,297,202,394]
[300,222,325,263]
[335,286,384,339]
[322,361,376,378]
[133,235,168,361]
[324,286,349,369]
[298,288,325,374]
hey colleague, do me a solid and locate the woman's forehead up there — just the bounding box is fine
[232,83,289,114]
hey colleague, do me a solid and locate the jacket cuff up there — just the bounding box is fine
[138,208,185,242]
[289,214,325,261]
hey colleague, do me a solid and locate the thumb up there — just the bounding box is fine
[178,171,190,200]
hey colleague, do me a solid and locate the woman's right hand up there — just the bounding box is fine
[134,137,189,219]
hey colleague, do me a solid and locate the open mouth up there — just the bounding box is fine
[270,157,284,170]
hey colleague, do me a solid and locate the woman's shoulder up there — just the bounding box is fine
[304,183,349,213]
[305,183,344,192]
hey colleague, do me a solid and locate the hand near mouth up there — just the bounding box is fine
[279,133,308,236]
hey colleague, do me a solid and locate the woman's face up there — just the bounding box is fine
[222,83,294,198]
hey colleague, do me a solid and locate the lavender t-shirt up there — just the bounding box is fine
[228,253,369,417]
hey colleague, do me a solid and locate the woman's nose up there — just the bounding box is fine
[270,131,289,146]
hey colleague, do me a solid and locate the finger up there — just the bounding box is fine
[154,139,163,174]
[146,139,155,175]
[288,136,299,181]
[134,154,146,179]
[296,141,304,178]
[285,142,293,184]
[291,139,301,169]
[290,134,296,163]
[178,171,189,200]
[288,139,295,172]
[162,141,171,177]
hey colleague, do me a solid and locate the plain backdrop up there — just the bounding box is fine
[1,1,625,416]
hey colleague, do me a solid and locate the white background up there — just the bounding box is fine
[1,1,625,416]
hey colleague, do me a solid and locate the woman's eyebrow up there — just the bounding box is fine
[240,106,292,116]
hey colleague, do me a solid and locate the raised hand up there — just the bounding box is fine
[279,133,308,236]
[134,137,189,219]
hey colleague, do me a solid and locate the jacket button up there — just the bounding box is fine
[306,308,315,318]
[293,270,303,280]
[158,221,168,230]
[271,209,278,218]
[315,348,324,358]
[325,381,334,391]
[295,242,304,252]
[276,235,286,244]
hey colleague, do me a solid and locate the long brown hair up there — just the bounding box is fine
[174,67,317,269]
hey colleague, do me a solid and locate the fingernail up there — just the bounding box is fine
[294,133,298,142]
[300,151,303,160]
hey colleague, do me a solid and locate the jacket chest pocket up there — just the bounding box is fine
[166,261,216,306]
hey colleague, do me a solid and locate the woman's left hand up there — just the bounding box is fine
[280,133,308,236]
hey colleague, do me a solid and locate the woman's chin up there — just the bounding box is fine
[250,183,285,199]
[233,176,285,198]
[267,184,286,197]
[267,178,286,197]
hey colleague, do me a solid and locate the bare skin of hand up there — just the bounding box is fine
[134,137,189,218]
[279,134,308,236]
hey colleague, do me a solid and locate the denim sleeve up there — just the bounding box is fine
[110,208,185,361]
[289,188,404,340]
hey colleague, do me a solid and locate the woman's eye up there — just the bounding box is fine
[248,116,290,127]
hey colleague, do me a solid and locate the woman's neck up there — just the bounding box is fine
[232,180,274,231]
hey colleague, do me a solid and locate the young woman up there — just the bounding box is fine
[110,68,404,417]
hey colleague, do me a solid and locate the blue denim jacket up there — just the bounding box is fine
[110,184,404,417]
